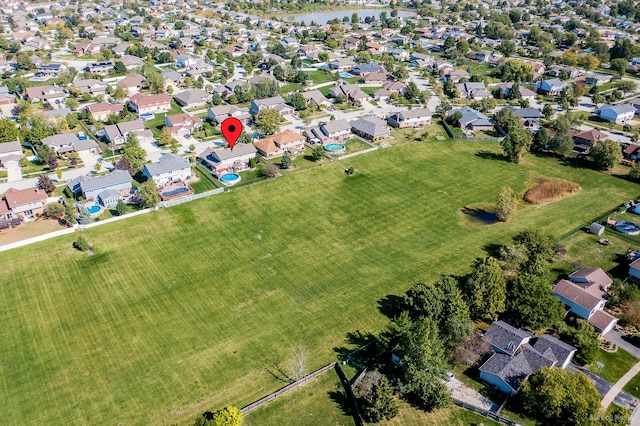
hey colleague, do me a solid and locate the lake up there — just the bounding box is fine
[284,8,416,24]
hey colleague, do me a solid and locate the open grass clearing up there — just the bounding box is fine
[585,347,638,384]
[0,139,638,424]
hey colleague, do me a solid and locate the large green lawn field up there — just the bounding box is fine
[1,138,638,424]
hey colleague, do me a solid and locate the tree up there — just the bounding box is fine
[0,118,19,141]
[113,61,127,75]
[611,58,628,76]
[318,51,329,63]
[289,92,306,111]
[37,175,56,194]
[519,367,600,426]
[66,97,79,110]
[549,135,575,158]
[116,200,127,216]
[64,203,76,226]
[77,207,93,225]
[121,133,147,173]
[465,257,506,320]
[139,180,160,208]
[262,162,280,178]
[496,186,518,222]
[590,140,622,170]
[629,162,640,183]
[193,406,243,426]
[280,152,293,169]
[507,273,564,329]
[542,103,554,120]
[45,202,65,218]
[73,235,90,252]
[254,108,282,135]
[497,40,515,57]
[363,376,398,423]
[311,145,325,161]
[115,158,135,176]
[36,144,56,165]
[158,127,172,146]
[557,319,599,365]
[501,127,532,163]
[532,126,549,151]
[617,80,636,96]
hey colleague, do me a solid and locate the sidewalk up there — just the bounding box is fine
[602,361,640,410]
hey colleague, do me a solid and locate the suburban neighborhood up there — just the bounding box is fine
[2,0,640,424]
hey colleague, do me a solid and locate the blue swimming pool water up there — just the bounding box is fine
[324,143,346,152]
[162,187,189,197]
[212,141,225,147]
[87,205,100,214]
[220,173,240,183]
[340,72,353,78]
[616,221,640,235]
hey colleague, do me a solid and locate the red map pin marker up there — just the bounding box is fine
[221,117,243,150]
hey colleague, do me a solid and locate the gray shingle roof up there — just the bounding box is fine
[321,119,351,134]
[349,115,390,137]
[76,170,131,193]
[174,88,209,105]
[199,144,257,164]
[483,320,533,356]
[143,153,190,176]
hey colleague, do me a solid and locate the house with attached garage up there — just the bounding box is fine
[164,113,202,137]
[0,187,47,223]
[24,85,67,109]
[454,82,491,100]
[82,102,124,122]
[68,169,132,201]
[387,108,433,129]
[129,93,172,115]
[451,107,495,132]
[41,134,99,154]
[552,268,618,334]
[304,119,352,144]
[72,79,109,95]
[142,153,192,187]
[249,96,294,116]
[350,115,390,141]
[117,73,146,95]
[598,103,636,125]
[207,105,252,125]
[253,129,305,159]
[0,141,24,181]
[535,78,566,96]
[104,120,153,146]
[197,144,257,177]
[479,321,576,395]
[173,89,210,109]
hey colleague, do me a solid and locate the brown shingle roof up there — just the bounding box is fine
[4,187,46,207]
[553,279,602,311]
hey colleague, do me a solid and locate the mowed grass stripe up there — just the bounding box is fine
[0,139,637,424]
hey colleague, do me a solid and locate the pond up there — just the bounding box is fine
[284,9,416,24]
[461,206,497,225]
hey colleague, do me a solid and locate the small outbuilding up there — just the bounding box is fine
[590,222,605,236]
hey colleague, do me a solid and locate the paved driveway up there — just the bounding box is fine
[603,329,640,359]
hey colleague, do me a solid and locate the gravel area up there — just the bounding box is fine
[446,377,500,412]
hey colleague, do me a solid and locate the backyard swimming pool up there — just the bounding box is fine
[324,143,346,153]
[87,205,101,214]
[219,173,241,186]
[162,187,190,198]
[616,221,640,236]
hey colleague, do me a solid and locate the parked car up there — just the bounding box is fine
[623,334,640,347]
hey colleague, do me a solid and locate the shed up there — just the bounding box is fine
[590,222,605,236]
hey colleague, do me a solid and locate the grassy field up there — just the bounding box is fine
[308,70,336,85]
[1,138,639,424]
[586,348,638,383]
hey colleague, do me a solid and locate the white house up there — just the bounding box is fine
[387,108,433,128]
[142,153,192,187]
[552,268,617,334]
[197,144,256,177]
[599,103,636,125]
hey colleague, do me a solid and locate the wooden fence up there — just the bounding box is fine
[452,398,522,426]
[241,362,337,415]
[441,120,505,142]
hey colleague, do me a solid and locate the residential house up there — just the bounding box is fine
[373,81,406,101]
[72,79,109,95]
[164,113,202,137]
[548,65,583,79]
[24,85,66,109]
[187,59,214,77]
[475,51,494,62]
[624,144,640,162]
[0,141,23,181]
[350,115,390,141]
[249,96,294,116]
[128,93,172,115]
[142,153,192,187]
[495,83,536,102]
[599,104,636,125]
[553,268,617,334]
[68,169,132,201]
[329,82,369,101]
[86,61,114,76]
[536,78,566,96]
[197,143,257,177]
[41,134,99,154]
[304,119,352,144]
[0,187,47,223]
[327,57,357,71]
[504,106,542,132]
[388,48,410,62]
[36,62,64,78]
[454,82,491,100]
[119,55,145,70]
[82,102,123,122]
[173,89,210,109]
[74,42,101,55]
[208,105,252,125]
[117,73,146,95]
[479,321,576,395]
[387,108,433,128]
[254,129,305,158]
[585,72,613,86]
[362,71,392,85]
[628,258,640,283]
[451,107,495,131]
[568,128,609,152]
[352,62,382,76]
[103,120,153,146]
[161,68,184,90]
[301,90,329,108]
